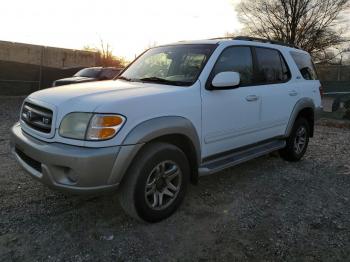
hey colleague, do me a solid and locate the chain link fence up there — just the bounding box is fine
[315,65,350,120]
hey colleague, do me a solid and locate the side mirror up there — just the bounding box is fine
[211,72,240,89]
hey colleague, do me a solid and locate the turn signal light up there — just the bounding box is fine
[94,115,124,127]
[87,128,116,140]
[86,114,126,140]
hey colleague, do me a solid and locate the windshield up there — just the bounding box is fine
[118,44,217,86]
[74,68,101,78]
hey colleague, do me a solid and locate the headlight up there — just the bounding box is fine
[59,113,126,141]
[59,113,92,140]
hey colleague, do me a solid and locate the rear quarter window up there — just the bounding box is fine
[290,51,318,80]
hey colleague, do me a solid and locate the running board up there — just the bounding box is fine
[198,140,286,176]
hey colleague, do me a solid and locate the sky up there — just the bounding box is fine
[0,0,242,60]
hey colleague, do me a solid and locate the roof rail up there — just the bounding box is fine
[233,36,300,49]
[209,36,300,49]
[209,36,234,40]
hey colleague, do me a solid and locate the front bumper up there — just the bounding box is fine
[10,123,141,194]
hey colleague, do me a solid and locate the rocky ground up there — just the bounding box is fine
[0,96,349,261]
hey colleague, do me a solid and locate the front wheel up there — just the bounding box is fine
[280,117,310,162]
[117,142,190,223]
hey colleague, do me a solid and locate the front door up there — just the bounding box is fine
[201,46,261,159]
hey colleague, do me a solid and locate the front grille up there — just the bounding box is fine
[21,102,53,133]
[15,147,42,173]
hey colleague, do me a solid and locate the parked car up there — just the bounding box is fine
[52,67,123,87]
[11,36,322,222]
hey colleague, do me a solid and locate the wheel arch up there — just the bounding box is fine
[145,134,199,184]
[285,98,315,138]
[111,116,201,185]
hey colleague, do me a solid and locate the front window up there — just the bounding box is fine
[211,46,254,85]
[74,68,101,78]
[118,44,217,86]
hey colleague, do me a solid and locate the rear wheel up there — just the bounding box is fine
[117,142,190,223]
[280,117,310,162]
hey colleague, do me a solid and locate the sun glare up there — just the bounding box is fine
[0,0,241,60]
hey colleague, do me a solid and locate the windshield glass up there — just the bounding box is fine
[118,44,216,86]
[74,68,101,78]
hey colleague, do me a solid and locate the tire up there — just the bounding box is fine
[117,142,190,223]
[280,117,310,162]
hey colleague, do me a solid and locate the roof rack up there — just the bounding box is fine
[234,36,300,49]
[209,36,234,40]
[210,36,300,49]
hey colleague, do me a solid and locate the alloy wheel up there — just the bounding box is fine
[144,160,182,210]
[294,126,307,154]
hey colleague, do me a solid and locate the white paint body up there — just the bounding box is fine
[24,39,322,159]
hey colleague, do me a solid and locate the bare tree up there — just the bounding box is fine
[237,0,350,56]
[315,45,350,64]
[83,40,127,67]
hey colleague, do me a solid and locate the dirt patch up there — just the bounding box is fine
[317,118,350,129]
[0,96,350,261]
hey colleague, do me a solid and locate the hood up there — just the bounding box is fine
[29,80,184,113]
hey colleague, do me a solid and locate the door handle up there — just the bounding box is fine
[245,95,259,102]
[289,90,298,96]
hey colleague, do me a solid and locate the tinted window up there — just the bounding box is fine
[255,47,290,83]
[100,69,120,79]
[74,68,101,78]
[290,51,318,80]
[212,46,254,85]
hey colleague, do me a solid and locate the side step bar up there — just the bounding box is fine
[198,140,286,176]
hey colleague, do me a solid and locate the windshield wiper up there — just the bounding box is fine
[138,77,191,86]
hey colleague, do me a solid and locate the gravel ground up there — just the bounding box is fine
[0,96,350,262]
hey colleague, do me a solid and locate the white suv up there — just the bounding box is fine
[11,36,322,222]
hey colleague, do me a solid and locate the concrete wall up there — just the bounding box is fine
[0,40,98,69]
[0,41,99,95]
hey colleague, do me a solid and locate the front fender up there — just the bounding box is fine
[108,116,201,185]
[123,116,201,161]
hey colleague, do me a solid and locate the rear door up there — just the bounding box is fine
[253,47,298,138]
